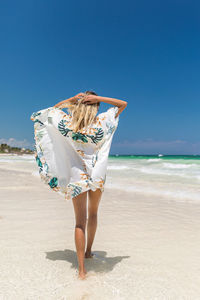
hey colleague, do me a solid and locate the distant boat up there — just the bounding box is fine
[158,154,163,157]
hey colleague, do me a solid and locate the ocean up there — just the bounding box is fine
[106,155,200,202]
[1,154,199,202]
[1,153,200,298]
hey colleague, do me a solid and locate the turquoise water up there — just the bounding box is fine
[107,155,200,202]
[1,154,200,202]
[109,155,200,160]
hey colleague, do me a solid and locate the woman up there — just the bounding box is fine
[30,91,127,279]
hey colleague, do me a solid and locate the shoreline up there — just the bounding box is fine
[0,160,200,298]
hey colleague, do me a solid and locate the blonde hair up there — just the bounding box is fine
[62,91,100,133]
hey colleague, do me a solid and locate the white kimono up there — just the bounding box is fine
[30,105,119,201]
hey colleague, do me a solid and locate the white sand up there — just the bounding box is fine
[0,158,200,299]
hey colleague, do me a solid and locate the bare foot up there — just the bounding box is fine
[78,270,87,280]
[85,250,94,258]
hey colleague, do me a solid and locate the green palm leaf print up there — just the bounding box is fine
[68,184,82,197]
[35,155,43,168]
[31,111,41,120]
[58,120,72,137]
[48,177,58,188]
[72,132,88,143]
[34,119,44,126]
[87,128,104,144]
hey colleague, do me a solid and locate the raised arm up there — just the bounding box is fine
[54,97,74,108]
[82,95,128,118]
[53,93,85,108]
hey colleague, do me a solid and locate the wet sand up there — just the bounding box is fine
[0,158,200,299]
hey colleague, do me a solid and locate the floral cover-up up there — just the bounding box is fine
[30,106,119,201]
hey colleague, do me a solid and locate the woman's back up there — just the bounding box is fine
[30,92,127,279]
[30,105,119,200]
[55,106,118,147]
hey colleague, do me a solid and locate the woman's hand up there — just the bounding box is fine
[54,93,84,108]
[54,93,100,108]
[73,93,85,102]
[82,94,99,105]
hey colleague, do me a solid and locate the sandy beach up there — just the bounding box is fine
[0,155,200,299]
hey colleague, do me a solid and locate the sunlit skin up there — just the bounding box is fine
[54,92,127,279]
[72,189,102,280]
[54,93,128,118]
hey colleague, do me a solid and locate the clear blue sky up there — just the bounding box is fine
[0,0,200,155]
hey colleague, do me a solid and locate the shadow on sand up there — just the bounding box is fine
[45,249,130,273]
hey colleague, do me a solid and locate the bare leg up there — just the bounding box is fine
[85,188,102,258]
[72,191,87,279]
